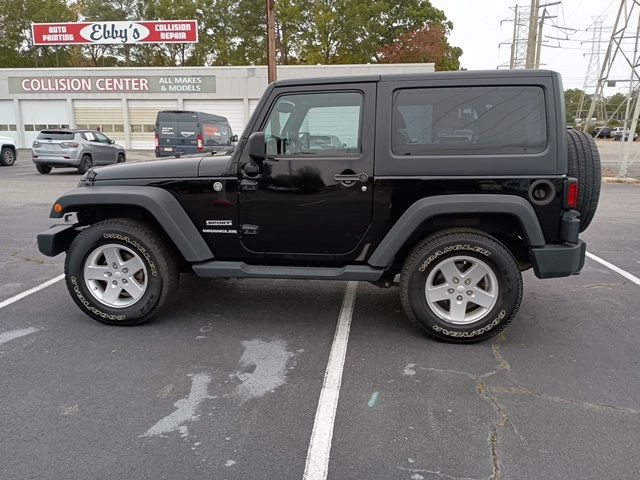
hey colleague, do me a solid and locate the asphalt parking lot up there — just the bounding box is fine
[1,153,639,480]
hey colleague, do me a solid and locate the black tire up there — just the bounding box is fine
[400,229,523,344]
[1,147,16,166]
[78,154,93,174]
[567,130,601,232]
[64,218,179,326]
[36,164,51,174]
[117,153,125,163]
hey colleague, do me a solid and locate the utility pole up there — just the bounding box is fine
[266,0,277,83]
[534,8,557,68]
[510,5,519,68]
[526,0,540,68]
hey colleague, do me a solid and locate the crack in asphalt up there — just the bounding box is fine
[397,465,479,480]
[409,332,639,479]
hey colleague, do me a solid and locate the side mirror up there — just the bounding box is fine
[109,139,115,144]
[247,131,265,164]
[231,134,238,142]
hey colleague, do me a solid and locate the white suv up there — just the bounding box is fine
[0,135,17,166]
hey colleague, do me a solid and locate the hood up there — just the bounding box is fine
[93,156,204,181]
[198,155,233,177]
[0,135,16,144]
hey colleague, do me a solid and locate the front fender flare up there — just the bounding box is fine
[50,186,213,262]
[367,194,546,268]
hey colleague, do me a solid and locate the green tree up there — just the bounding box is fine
[564,88,589,125]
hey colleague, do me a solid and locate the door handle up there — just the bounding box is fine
[334,173,368,183]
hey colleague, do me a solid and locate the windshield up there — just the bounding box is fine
[37,131,74,140]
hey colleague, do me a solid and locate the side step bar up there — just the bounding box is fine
[192,261,384,282]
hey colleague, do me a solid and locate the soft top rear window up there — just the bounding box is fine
[37,131,74,140]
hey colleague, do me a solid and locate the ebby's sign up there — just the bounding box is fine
[8,76,216,94]
[31,20,198,46]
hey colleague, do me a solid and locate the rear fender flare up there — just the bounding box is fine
[51,186,213,262]
[367,194,546,268]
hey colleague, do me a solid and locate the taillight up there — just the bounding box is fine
[197,135,204,151]
[565,178,579,209]
[61,142,79,148]
[33,141,40,147]
[154,134,159,148]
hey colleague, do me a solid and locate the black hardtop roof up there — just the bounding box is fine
[271,69,558,87]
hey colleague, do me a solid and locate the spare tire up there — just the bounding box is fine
[567,130,601,232]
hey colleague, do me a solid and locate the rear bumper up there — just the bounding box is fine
[530,240,586,279]
[37,221,79,257]
[32,153,81,166]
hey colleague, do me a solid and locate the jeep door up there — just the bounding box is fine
[238,83,375,258]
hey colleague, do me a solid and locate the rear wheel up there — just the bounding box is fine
[78,154,93,174]
[64,218,179,326]
[1,147,16,166]
[36,164,51,174]
[567,130,601,231]
[400,229,523,343]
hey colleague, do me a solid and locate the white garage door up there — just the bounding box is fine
[0,100,18,144]
[183,100,245,138]
[74,100,126,144]
[21,100,69,147]
[128,100,179,149]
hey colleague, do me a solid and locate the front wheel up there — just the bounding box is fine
[1,147,16,166]
[400,229,523,343]
[64,218,179,326]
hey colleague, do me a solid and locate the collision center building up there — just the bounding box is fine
[0,63,434,149]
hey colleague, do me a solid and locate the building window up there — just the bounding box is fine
[60,124,69,129]
[101,124,114,133]
[8,124,17,131]
[130,124,143,133]
[143,124,155,133]
[35,124,47,131]
[0,125,7,131]
[24,125,35,131]
[113,124,124,133]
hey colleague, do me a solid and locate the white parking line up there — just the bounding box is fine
[0,327,39,346]
[303,281,358,480]
[0,274,65,310]
[586,252,640,286]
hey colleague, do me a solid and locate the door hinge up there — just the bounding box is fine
[240,224,260,235]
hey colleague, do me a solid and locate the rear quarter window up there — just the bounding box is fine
[392,86,547,156]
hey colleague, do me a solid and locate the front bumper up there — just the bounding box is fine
[37,216,80,257]
[530,240,586,279]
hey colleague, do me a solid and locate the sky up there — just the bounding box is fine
[430,0,635,94]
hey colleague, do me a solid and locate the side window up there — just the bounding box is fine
[94,132,111,144]
[263,91,362,156]
[392,86,547,156]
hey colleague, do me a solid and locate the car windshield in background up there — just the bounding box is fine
[37,131,74,141]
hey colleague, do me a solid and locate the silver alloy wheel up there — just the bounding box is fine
[2,149,15,165]
[425,255,499,325]
[83,243,148,308]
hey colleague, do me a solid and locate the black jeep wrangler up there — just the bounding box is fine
[38,70,600,343]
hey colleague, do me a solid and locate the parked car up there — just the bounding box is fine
[0,135,17,166]
[32,129,125,174]
[38,70,600,344]
[155,110,237,157]
[611,127,638,141]
[591,126,611,139]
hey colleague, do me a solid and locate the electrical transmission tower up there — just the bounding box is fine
[500,5,531,69]
[585,0,640,177]
[576,18,607,125]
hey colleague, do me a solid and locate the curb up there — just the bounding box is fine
[602,176,640,184]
